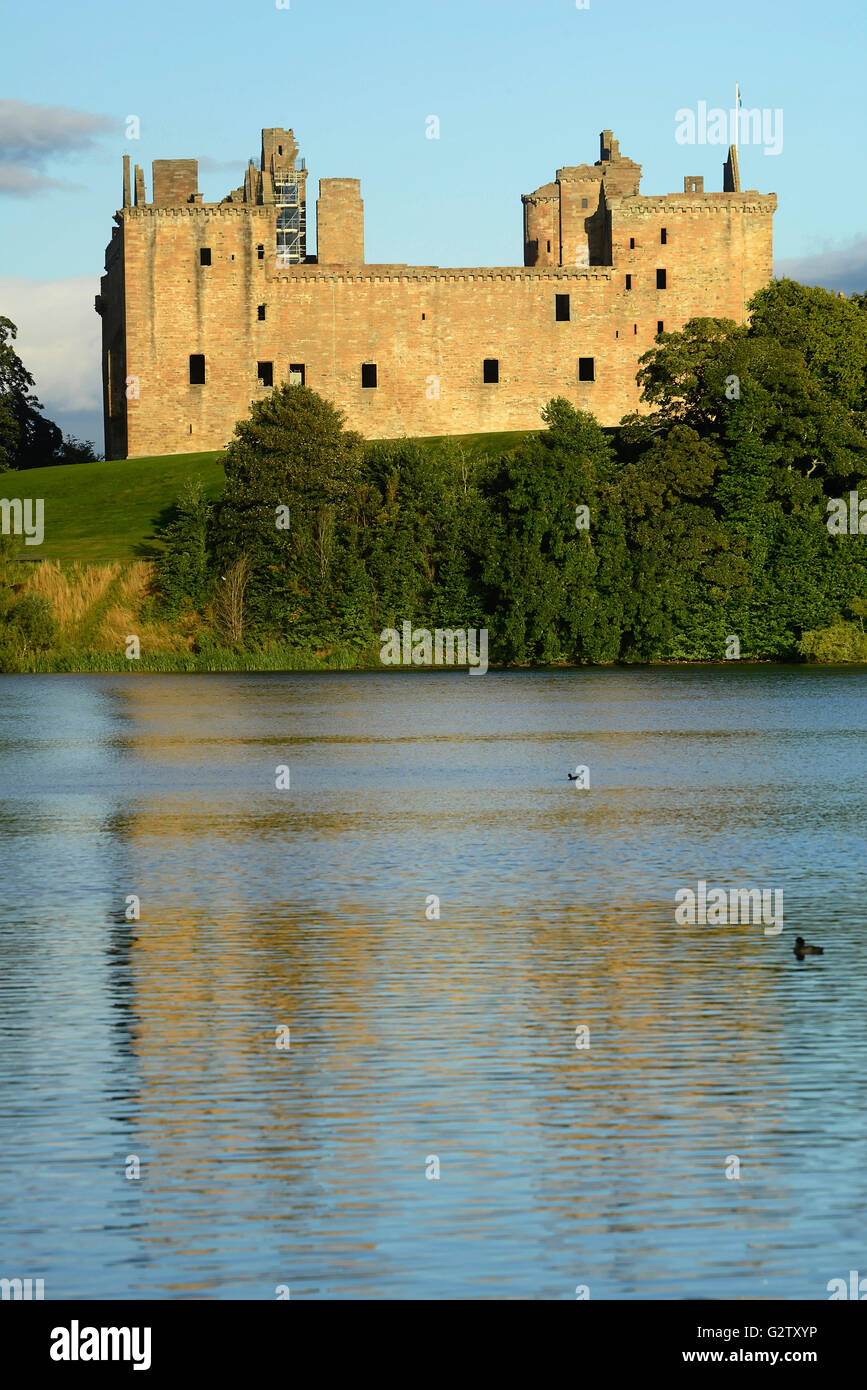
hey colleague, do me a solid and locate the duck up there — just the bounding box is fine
[793,936,823,958]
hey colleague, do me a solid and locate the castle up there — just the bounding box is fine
[96,127,776,460]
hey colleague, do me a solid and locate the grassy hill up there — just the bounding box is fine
[16,451,226,566]
[15,430,532,567]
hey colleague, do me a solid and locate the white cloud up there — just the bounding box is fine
[775,238,867,296]
[0,164,84,194]
[0,275,101,414]
[0,99,114,162]
[0,99,114,199]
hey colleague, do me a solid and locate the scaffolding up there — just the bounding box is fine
[274,175,306,265]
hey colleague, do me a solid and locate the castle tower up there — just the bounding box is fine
[522,184,559,267]
[220,127,309,263]
[523,131,641,268]
[262,128,308,264]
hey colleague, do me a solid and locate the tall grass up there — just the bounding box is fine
[95,561,191,652]
[26,561,119,635]
[8,643,381,674]
[0,551,386,673]
[17,559,192,654]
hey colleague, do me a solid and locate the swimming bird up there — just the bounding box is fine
[794,936,823,958]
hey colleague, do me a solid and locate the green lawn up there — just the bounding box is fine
[18,429,533,567]
[415,429,534,455]
[21,451,226,566]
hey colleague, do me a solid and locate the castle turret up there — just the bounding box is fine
[523,131,641,268]
[522,184,558,266]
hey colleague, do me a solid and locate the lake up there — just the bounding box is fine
[0,667,865,1299]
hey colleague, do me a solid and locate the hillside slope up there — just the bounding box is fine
[9,430,532,567]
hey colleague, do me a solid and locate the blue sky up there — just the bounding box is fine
[1,0,865,447]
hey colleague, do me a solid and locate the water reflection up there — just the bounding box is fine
[0,669,865,1298]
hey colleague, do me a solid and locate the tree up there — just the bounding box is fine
[625,308,867,658]
[59,435,101,465]
[212,554,252,646]
[0,393,16,471]
[483,400,626,663]
[359,437,487,634]
[212,383,364,638]
[618,424,731,659]
[155,476,214,614]
[0,315,29,469]
[632,316,742,433]
[748,278,867,414]
[0,316,101,468]
[633,313,867,483]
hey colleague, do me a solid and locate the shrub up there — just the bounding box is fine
[155,477,214,614]
[6,592,56,649]
[798,620,867,662]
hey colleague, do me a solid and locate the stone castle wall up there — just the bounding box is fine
[97,130,776,459]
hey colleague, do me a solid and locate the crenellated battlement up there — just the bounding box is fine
[98,123,776,460]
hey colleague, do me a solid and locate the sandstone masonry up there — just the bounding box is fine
[96,126,776,459]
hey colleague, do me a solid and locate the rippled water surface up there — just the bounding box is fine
[1,667,865,1299]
